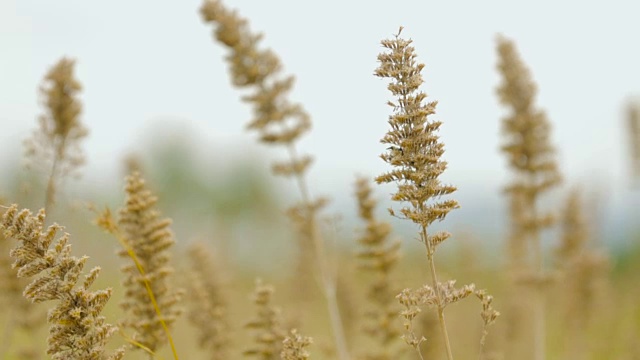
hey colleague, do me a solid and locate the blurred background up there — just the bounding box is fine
[1,0,639,266]
[2,1,640,359]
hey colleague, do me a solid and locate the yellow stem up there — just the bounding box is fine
[108,225,180,360]
[119,329,164,360]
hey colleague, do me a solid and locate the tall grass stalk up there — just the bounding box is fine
[200,2,349,358]
[96,207,180,360]
[496,35,562,360]
[375,28,459,360]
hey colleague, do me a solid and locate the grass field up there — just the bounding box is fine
[1,1,639,359]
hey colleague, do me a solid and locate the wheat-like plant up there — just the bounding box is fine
[554,188,609,359]
[496,35,562,360]
[375,28,461,359]
[24,58,88,213]
[186,242,230,360]
[0,205,123,360]
[200,2,348,359]
[0,204,44,359]
[115,172,183,356]
[244,279,286,360]
[353,176,402,360]
[375,28,498,360]
[281,329,313,360]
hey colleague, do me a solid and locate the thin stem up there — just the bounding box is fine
[105,224,179,360]
[421,225,454,360]
[287,144,350,360]
[478,328,488,360]
[530,194,545,360]
[44,140,64,214]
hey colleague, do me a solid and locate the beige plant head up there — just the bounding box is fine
[186,242,230,360]
[25,57,88,211]
[354,176,402,359]
[281,329,313,360]
[0,205,123,360]
[117,172,183,353]
[200,0,312,178]
[0,203,45,358]
[244,279,286,360]
[200,0,330,323]
[375,28,499,360]
[496,35,561,360]
[374,28,458,254]
[496,34,563,283]
[496,35,561,200]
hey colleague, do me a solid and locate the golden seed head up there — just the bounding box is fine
[374,29,458,233]
[1,205,123,359]
[117,172,183,352]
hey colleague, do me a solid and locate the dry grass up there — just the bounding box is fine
[495,35,562,360]
[24,58,87,214]
[0,2,638,360]
[0,205,124,360]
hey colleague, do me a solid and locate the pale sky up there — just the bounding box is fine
[1,0,639,237]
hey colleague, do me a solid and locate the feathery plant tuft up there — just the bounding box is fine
[374,27,459,359]
[0,205,123,360]
[0,203,44,359]
[186,242,230,360]
[375,28,498,360]
[200,2,349,359]
[95,172,182,359]
[281,329,313,360]
[199,0,320,280]
[354,176,403,360]
[244,279,286,360]
[554,189,609,359]
[117,172,183,355]
[496,35,562,360]
[24,58,88,213]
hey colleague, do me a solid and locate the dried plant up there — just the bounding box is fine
[353,176,402,360]
[0,205,123,360]
[114,172,183,356]
[496,35,562,360]
[475,290,500,357]
[375,28,498,360]
[554,189,609,359]
[200,2,349,359]
[186,242,230,360]
[244,279,286,360]
[281,329,313,360]
[555,189,588,266]
[24,58,88,212]
[0,204,44,359]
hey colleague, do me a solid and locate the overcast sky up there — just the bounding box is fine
[1,0,639,231]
